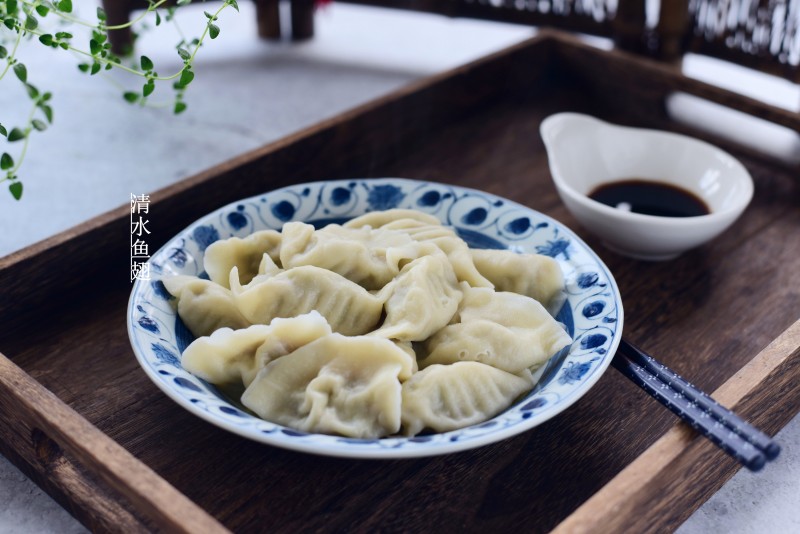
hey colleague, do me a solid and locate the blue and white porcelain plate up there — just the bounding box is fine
[127,178,624,458]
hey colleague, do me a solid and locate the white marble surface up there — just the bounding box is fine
[0,2,797,532]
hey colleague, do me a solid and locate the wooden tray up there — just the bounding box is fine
[1,30,799,533]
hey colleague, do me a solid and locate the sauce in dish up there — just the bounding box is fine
[589,179,710,218]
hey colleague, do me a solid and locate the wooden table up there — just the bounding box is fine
[0,30,798,532]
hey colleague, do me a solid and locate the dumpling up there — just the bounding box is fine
[181,311,332,387]
[371,254,462,342]
[420,320,568,373]
[203,230,282,288]
[344,209,442,229]
[231,265,384,336]
[380,219,493,288]
[241,334,415,438]
[162,275,250,337]
[278,221,418,290]
[392,340,419,374]
[471,249,564,312]
[420,286,571,372]
[456,286,566,330]
[229,252,283,290]
[401,362,533,435]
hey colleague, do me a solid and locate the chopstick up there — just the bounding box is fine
[612,339,780,471]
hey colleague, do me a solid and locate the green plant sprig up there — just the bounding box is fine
[0,0,239,200]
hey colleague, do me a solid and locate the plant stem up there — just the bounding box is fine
[18,0,170,31]
[187,2,228,65]
[21,2,230,82]
[8,100,40,175]
[0,28,24,81]
[105,0,169,30]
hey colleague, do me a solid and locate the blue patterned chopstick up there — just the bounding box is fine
[612,340,776,471]
[619,339,781,460]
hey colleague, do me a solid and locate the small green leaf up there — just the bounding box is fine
[177,47,190,61]
[142,80,155,97]
[140,55,153,71]
[42,105,53,123]
[32,119,47,131]
[35,5,49,17]
[227,0,239,12]
[55,31,72,39]
[0,46,7,59]
[90,62,101,75]
[174,101,187,114]
[38,34,53,46]
[208,23,220,39]
[25,15,38,30]
[6,0,18,15]
[0,125,6,137]
[105,63,112,70]
[155,11,161,25]
[59,42,68,50]
[57,0,72,13]
[123,91,139,103]
[204,10,213,19]
[13,63,27,83]
[97,6,107,21]
[92,30,107,45]
[0,153,12,170]
[78,63,90,72]
[9,182,23,200]
[43,92,52,102]
[3,19,15,31]
[25,83,38,99]
[89,39,101,55]
[178,68,194,87]
[8,128,25,142]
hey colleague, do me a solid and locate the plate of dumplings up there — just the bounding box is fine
[127,178,623,458]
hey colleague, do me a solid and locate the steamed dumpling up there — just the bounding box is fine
[278,221,419,290]
[470,249,564,312]
[420,319,568,373]
[371,254,462,342]
[401,362,533,435]
[242,334,415,438]
[347,210,493,288]
[231,265,384,335]
[181,311,332,387]
[203,230,282,288]
[344,209,442,229]
[380,219,493,288]
[162,275,250,337]
[420,286,571,372]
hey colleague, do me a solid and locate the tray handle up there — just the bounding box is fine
[0,352,230,534]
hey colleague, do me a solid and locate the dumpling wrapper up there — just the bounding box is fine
[420,286,571,372]
[420,319,569,373]
[379,218,494,288]
[371,254,462,342]
[203,230,282,289]
[401,362,533,436]
[162,275,250,337]
[278,221,418,290]
[181,311,332,387]
[242,334,415,438]
[344,209,442,229]
[231,265,385,336]
[470,249,565,313]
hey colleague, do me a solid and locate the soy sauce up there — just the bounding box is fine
[589,179,710,217]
